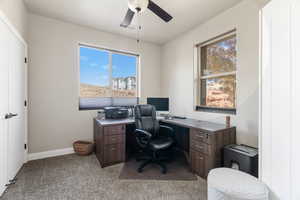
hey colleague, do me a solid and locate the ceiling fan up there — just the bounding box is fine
[120,0,173,28]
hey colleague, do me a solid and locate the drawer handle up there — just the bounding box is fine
[195,135,204,139]
[111,148,116,151]
[197,157,204,160]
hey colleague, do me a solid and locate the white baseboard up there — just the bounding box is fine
[28,147,74,161]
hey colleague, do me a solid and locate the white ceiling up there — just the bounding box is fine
[24,0,242,44]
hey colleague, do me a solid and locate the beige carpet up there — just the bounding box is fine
[1,154,207,200]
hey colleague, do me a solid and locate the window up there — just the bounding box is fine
[195,30,237,114]
[79,45,139,110]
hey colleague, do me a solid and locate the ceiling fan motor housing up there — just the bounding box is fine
[128,0,149,13]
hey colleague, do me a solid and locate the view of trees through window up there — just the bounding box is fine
[200,34,237,110]
[79,46,138,99]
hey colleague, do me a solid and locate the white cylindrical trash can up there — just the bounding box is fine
[207,168,269,200]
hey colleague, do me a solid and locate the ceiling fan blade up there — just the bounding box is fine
[147,0,173,22]
[120,9,135,28]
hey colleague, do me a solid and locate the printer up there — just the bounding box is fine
[104,107,129,119]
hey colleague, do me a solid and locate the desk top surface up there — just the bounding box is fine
[95,117,234,132]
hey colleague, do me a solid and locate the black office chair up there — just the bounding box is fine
[134,104,175,174]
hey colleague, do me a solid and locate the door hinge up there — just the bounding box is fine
[25,57,27,64]
[24,100,27,107]
[5,179,17,187]
[24,144,27,150]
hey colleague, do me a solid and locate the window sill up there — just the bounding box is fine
[195,106,236,115]
[79,107,103,111]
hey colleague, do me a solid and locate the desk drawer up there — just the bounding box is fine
[104,125,125,136]
[191,141,210,155]
[103,144,125,164]
[104,134,125,145]
[190,149,205,178]
[190,129,212,144]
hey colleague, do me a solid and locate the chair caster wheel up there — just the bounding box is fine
[162,169,167,174]
[137,168,143,173]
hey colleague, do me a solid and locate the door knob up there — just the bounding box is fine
[5,113,18,119]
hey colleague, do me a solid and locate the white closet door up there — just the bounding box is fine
[260,0,300,199]
[0,19,10,195]
[7,32,26,181]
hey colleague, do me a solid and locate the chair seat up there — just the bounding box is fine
[149,137,173,151]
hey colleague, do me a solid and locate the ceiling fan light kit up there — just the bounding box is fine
[128,0,149,13]
[121,0,173,28]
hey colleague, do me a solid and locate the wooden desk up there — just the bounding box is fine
[94,117,236,178]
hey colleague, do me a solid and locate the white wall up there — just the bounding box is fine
[28,14,161,153]
[261,0,300,199]
[161,0,260,147]
[0,0,28,40]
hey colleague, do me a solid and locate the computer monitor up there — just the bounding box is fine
[147,97,169,111]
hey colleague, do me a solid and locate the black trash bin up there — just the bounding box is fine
[223,144,258,177]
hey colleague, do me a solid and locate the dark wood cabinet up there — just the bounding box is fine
[189,127,236,179]
[94,119,126,167]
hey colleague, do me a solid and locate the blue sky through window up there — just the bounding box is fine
[80,47,109,86]
[112,53,136,79]
[80,46,137,86]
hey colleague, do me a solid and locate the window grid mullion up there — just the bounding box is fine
[200,71,237,80]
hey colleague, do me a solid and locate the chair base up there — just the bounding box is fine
[136,151,169,174]
[137,159,167,174]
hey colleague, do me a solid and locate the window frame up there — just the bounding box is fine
[194,30,237,115]
[77,43,140,110]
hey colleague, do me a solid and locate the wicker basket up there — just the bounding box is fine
[73,141,94,156]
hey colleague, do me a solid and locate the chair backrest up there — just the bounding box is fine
[134,104,160,137]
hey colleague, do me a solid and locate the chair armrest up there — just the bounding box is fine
[134,129,152,139]
[134,129,152,147]
[159,125,175,138]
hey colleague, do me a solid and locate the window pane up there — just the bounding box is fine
[80,47,111,97]
[112,53,137,97]
[201,35,236,76]
[200,75,236,109]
